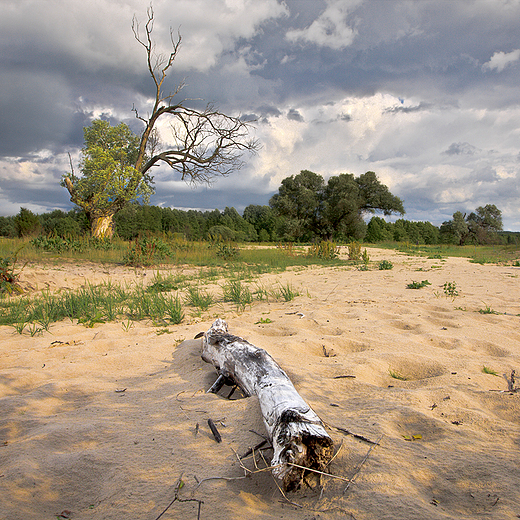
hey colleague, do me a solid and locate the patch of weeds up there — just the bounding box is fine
[209,239,240,261]
[253,283,270,301]
[482,366,499,376]
[78,310,106,328]
[428,254,444,259]
[185,286,214,311]
[378,260,393,270]
[278,282,299,302]
[308,241,340,260]
[255,317,273,324]
[478,304,500,315]
[454,306,467,311]
[389,369,408,381]
[443,282,459,299]
[513,260,520,267]
[147,273,179,293]
[156,328,174,335]
[406,280,431,289]
[347,241,362,262]
[222,280,253,310]
[0,248,26,295]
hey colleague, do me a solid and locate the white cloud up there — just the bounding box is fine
[286,0,361,50]
[482,49,520,72]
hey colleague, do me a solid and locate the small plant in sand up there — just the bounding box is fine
[222,279,253,310]
[255,317,273,324]
[347,241,362,261]
[358,248,370,270]
[378,260,393,270]
[443,281,459,299]
[308,241,340,260]
[277,282,300,302]
[389,369,408,381]
[184,286,215,311]
[406,280,431,289]
[478,304,500,315]
[482,366,499,376]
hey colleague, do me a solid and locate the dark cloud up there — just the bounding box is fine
[287,108,304,122]
[0,0,519,230]
[443,142,479,156]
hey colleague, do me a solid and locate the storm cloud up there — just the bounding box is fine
[1,0,519,230]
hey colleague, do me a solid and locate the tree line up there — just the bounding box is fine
[1,194,516,246]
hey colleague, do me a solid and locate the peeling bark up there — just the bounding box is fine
[202,319,334,490]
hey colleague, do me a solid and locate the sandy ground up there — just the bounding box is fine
[1,247,519,520]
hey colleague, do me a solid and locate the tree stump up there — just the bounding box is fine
[201,319,334,490]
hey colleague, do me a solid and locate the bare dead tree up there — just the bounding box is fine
[131,5,258,187]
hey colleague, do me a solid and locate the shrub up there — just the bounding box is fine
[378,260,393,270]
[347,241,362,261]
[406,280,431,289]
[308,240,339,260]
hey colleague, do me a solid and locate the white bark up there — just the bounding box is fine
[202,319,333,489]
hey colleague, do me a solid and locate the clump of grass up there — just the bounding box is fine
[478,304,500,315]
[482,366,498,376]
[222,279,253,310]
[308,241,340,260]
[443,281,459,299]
[389,369,408,381]
[277,282,300,302]
[184,286,215,311]
[406,280,431,289]
[147,272,184,292]
[378,260,393,270]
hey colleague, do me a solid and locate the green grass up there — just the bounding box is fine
[482,366,499,376]
[184,286,215,311]
[406,280,431,289]
[389,369,408,381]
[374,242,520,265]
[478,304,500,315]
[222,279,253,310]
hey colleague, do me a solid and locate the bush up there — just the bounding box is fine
[308,240,339,260]
[347,241,362,261]
[378,260,393,270]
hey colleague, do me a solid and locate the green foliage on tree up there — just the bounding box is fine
[269,170,404,242]
[0,216,16,238]
[440,204,503,245]
[13,208,41,237]
[243,205,279,242]
[62,120,153,237]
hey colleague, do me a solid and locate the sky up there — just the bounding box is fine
[1,0,520,231]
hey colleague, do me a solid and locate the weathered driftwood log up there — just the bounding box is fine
[201,318,334,490]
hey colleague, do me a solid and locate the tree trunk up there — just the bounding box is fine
[201,319,334,490]
[90,213,115,239]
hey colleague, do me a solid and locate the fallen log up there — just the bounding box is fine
[201,318,334,490]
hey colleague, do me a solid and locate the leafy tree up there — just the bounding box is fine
[440,205,502,245]
[243,205,279,241]
[0,216,16,238]
[269,170,324,241]
[365,216,393,242]
[62,120,150,237]
[63,6,257,238]
[14,207,40,237]
[270,170,404,241]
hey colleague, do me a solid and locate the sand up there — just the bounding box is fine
[1,247,519,520]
